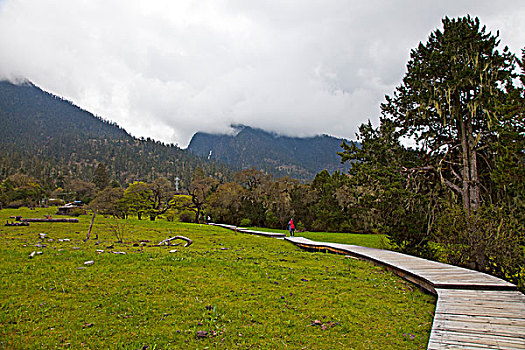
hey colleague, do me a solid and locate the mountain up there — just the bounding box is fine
[187,125,351,180]
[0,80,231,188]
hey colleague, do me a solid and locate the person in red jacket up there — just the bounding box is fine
[288,218,295,236]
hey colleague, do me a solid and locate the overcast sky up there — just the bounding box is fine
[0,1,523,147]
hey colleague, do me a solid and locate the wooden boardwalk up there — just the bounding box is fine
[285,237,525,350]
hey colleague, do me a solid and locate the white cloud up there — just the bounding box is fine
[0,0,523,147]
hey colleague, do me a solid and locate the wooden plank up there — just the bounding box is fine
[436,295,524,302]
[417,270,489,276]
[426,273,509,281]
[436,299,525,310]
[409,267,472,272]
[428,338,524,350]
[437,291,525,301]
[433,281,516,288]
[422,274,494,281]
[435,307,523,319]
[429,329,525,348]
[436,309,525,318]
[433,314,525,327]
[438,290,525,298]
[431,318,525,338]
[437,289,523,295]
[436,295,525,310]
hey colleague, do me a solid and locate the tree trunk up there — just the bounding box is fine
[469,149,480,211]
[459,115,472,212]
[468,121,480,211]
[475,244,487,271]
[194,209,200,223]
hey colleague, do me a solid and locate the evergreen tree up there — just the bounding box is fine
[381,16,516,212]
[93,163,109,190]
[339,16,524,283]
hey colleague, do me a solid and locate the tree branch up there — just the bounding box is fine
[401,165,436,174]
[440,175,462,194]
[448,166,463,182]
[157,235,193,247]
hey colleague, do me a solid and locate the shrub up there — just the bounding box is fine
[434,204,524,289]
[265,211,279,229]
[6,200,24,208]
[239,218,252,227]
[165,210,176,222]
[339,221,354,233]
[69,208,85,217]
[179,211,195,223]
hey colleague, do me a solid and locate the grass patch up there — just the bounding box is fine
[1,208,435,349]
[247,226,388,249]
[297,231,389,249]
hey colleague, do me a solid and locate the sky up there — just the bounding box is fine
[0,1,523,148]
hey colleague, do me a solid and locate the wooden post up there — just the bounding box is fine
[85,212,96,241]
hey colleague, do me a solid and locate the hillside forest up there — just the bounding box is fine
[1,16,524,289]
[0,79,233,190]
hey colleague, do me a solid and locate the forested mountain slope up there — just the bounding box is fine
[0,80,231,189]
[188,125,351,180]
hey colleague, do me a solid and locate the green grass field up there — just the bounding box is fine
[1,208,435,349]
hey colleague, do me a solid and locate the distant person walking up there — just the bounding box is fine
[288,218,295,237]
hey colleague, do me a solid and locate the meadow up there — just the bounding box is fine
[0,208,435,349]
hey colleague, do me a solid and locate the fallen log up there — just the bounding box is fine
[5,222,29,226]
[21,218,79,223]
[158,236,193,247]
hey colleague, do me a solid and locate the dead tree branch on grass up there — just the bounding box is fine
[157,236,193,247]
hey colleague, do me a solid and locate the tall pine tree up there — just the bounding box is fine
[381,16,517,212]
[93,163,109,190]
